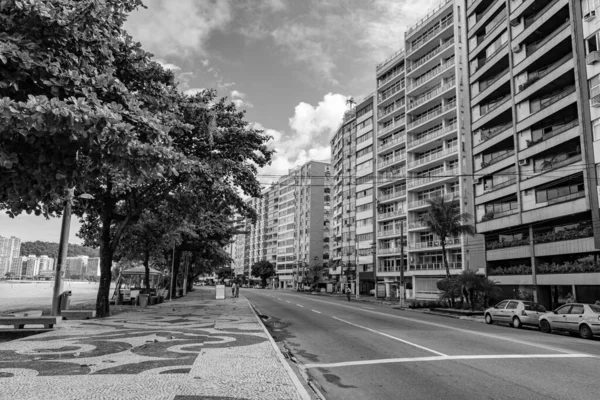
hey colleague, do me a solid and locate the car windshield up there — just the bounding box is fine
[590,305,600,313]
[524,303,546,312]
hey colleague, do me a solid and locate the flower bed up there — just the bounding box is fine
[489,260,600,275]
[486,238,529,250]
[489,265,531,276]
[533,226,593,244]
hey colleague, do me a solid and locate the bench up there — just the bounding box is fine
[0,316,62,329]
[2,311,43,318]
[60,310,96,320]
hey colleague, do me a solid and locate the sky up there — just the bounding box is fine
[0,0,439,244]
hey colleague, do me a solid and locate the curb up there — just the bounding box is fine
[246,299,313,400]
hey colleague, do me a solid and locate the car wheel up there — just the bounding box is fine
[512,317,522,329]
[579,324,594,340]
[485,313,493,324]
[540,320,551,334]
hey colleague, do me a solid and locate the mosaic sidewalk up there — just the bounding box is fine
[0,289,310,400]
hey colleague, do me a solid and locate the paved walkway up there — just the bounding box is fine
[0,288,310,400]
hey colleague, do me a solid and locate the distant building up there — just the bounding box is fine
[0,236,21,275]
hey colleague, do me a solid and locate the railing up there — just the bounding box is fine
[407,101,456,130]
[535,151,582,173]
[409,221,427,229]
[379,99,406,120]
[378,247,403,255]
[379,81,406,102]
[478,95,511,118]
[481,178,516,195]
[376,48,405,71]
[378,229,406,238]
[407,0,453,39]
[479,68,509,92]
[408,193,459,209]
[408,145,458,169]
[378,154,406,169]
[407,58,455,92]
[483,10,507,39]
[408,78,456,111]
[526,20,570,57]
[408,167,459,188]
[378,117,406,136]
[408,122,457,149]
[379,209,406,220]
[410,237,461,249]
[410,262,462,271]
[378,190,407,202]
[378,168,407,184]
[527,119,579,147]
[474,122,512,146]
[480,149,514,169]
[474,42,508,71]
[407,38,455,73]
[537,85,576,112]
[524,0,560,29]
[379,135,406,152]
[378,67,404,88]
[519,53,571,92]
[475,0,499,22]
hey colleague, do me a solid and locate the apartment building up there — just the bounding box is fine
[463,0,600,307]
[370,0,483,300]
[354,95,377,294]
[0,235,21,275]
[331,109,358,290]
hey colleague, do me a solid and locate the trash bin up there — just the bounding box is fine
[60,290,72,311]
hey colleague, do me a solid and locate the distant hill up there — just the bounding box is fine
[20,241,100,259]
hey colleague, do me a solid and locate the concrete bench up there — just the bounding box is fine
[2,311,43,318]
[0,316,62,329]
[61,310,96,320]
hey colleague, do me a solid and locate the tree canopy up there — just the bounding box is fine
[251,260,275,287]
[20,241,99,258]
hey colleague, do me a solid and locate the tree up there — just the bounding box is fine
[216,266,234,282]
[303,257,325,291]
[421,196,475,279]
[251,260,275,287]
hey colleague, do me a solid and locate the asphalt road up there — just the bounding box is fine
[243,289,600,400]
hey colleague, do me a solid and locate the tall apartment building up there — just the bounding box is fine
[465,0,600,306]
[0,235,21,275]
[370,0,483,299]
[331,109,358,289]
[233,160,331,288]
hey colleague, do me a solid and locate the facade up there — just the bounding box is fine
[369,0,483,300]
[330,109,357,289]
[465,0,600,307]
[0,235,21,275]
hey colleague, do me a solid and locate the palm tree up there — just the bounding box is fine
[421,196,476,279]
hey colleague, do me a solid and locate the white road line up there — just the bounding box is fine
[304,353,595,369]
[280,294,577,355]
[311,310,322,314]
[332,316,447,357]
[277,298,282,300]
[286,301,291,303]
[296,304,304,308]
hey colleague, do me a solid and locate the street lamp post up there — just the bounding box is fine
[355,242,360,298]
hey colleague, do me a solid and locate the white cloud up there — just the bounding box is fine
[154,59,181,71]
[184,88,205,96]
[230,90,253,109]
[255,93,347,184]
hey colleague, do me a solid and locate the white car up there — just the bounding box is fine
[484,300,547,329]
[539,303,600,339]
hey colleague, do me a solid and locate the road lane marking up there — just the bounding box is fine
[277,298,282,300]
[311,310,322,314]
[297,304,304,308]
[303,353,595,369]
[332,316,447,357]
[279,294,578,355]
[286,301,291,303]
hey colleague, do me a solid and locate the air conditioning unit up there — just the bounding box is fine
[586,51,600,65]
[584,10,596,22]
[509,17,521,27]
[476,177,483,184]
[519,158,529,166]
[512,44,522,53]
[592,95,600,108]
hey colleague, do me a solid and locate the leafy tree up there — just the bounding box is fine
[216,266,234,281]
[251,260,275,287]
[20,241,99,258]
[303,257,325,290]
[421,196,475,279]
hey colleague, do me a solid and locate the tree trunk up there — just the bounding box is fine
[96,213,113,318]
[442,240,450,279]
[171,247,181,298]
[143,248,150,295]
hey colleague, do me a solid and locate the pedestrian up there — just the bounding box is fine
[235,283,240,298]
[231,282,237,298]
[346,285,351,302]
[566,292,575,303]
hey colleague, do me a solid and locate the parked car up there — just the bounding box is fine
[484,300,547,329]
[539,303,600,339]
[369,289,375,296]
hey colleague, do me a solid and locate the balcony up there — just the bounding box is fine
[378,229,405,238]
[407,101,456,131]
[518,53,571,92]
[379,99,406,120]
[524,0,560,29]
[379,135,406,152]
[409,220,427,229]
[408,77,456,111]
[378,247,403,255]
[410,262,462,271]
[408,193,459,209]
[378,117,406,137]
[478,94,511,119]
[379,209,406,220]
[406,57,455,93]
[524,119,578,149]
[472,42,508,74]
[409,237,461,250]
[378,154,406,169]
[473,122,512,146]
[533,150,581,175]
[378,68,404,88]
[408,145,458,170]
[379,81,406,103]
[478,68,509,94]
[535,85,576,113]
[407,38,455,74]
[479,178,516,196]
[525,20,570,58]
[483,9,507,39]
[378,190,407,202]
[478,149,514,170]
[408,122,458,149]
[407,167,459,189]
[378,168,407,186]
[407,14,453,55]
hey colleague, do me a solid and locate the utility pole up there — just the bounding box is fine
[399,221,405,308]
[51,187,74,316]
[170,246,175,301]
[355,242,360,298]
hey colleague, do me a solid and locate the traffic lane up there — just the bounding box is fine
[266,290,600,357]
[247,292,600,400]
[246,291,442,364]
